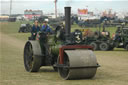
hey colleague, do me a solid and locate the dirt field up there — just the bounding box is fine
[0,22,128,85]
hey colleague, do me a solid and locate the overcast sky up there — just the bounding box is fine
[1,0,128,15]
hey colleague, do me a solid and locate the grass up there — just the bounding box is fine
[0,21,128,85]
[0,22,31,41]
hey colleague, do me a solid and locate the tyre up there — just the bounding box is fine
[99,42,109,51]
[24,29,27,33]
[18,28,21,33]
[90,42,98,50]
[18,30,21,33]
[53,67,58,72]
[24,42,42,72]
[126,44,128,51]
[109,46,114,51]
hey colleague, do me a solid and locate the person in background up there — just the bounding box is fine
[114,26,122,42]
[31,20,40,39]
[41,21,52,34]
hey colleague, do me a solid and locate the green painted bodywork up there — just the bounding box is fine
[39,34,63,56]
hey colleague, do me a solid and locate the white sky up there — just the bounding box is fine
[0,0,128,14]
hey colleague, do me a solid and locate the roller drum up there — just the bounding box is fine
[58,50,98,80]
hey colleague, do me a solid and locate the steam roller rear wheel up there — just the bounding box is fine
[24,42,42,72]
[58,50,98,80]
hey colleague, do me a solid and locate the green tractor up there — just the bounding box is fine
[23,7,99,80]
[83,25,114,51]
[113,26,128,50]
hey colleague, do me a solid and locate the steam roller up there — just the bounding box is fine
[23,7,99,80]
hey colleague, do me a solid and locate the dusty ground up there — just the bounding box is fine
[0,32,25,49]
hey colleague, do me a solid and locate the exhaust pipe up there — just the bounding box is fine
[65,7,71,39]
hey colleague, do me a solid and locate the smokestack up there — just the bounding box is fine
[65,7,71,38]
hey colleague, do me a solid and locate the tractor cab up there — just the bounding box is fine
[122,27,128,48]
[122,27,128,35]
[114,26,128,50]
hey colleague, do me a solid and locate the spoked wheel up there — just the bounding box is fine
[99,42,109,51]
[24,42,42,72]
[90,42,98,50]
[109,46,114,51]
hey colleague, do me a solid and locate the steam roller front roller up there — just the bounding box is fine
[58,49,98,80]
